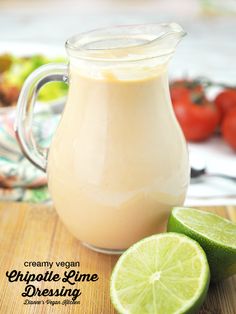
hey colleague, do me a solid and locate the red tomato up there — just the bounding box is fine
[222,108,236,150]
[170,86,189,103]
[173,97,219,142]
[170,79,203,103]
[170,79,219,141]
[214,89,236,122]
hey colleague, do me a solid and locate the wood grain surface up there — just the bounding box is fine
[0,202,235,314]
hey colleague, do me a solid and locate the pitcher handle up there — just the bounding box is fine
[14,63,68,172]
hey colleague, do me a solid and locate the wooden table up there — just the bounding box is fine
[0,202,235,313]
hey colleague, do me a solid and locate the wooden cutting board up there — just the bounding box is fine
[0,202,235,314]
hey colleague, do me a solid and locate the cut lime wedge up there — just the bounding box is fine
[110,233,209,314]
[168,207,236,281]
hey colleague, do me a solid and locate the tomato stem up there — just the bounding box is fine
[195,77,236,90]
[191,92,205,105]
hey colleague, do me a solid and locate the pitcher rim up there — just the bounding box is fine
[65,22,186,62]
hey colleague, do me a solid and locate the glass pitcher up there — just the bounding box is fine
[15,23,189,254]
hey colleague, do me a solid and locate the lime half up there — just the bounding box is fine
[110,233,209,314]
[168,207,236,281]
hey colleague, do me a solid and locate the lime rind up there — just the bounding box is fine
[168,207,236,281]
[110,233,210,314]
[172,207,236,249]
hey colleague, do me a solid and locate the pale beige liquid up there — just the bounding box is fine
[47,66,189,250]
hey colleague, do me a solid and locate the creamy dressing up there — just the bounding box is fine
[47,66,189,250]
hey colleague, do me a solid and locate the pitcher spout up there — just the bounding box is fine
[149,23,186,58]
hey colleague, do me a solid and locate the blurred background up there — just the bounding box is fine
[0,0,235,204]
